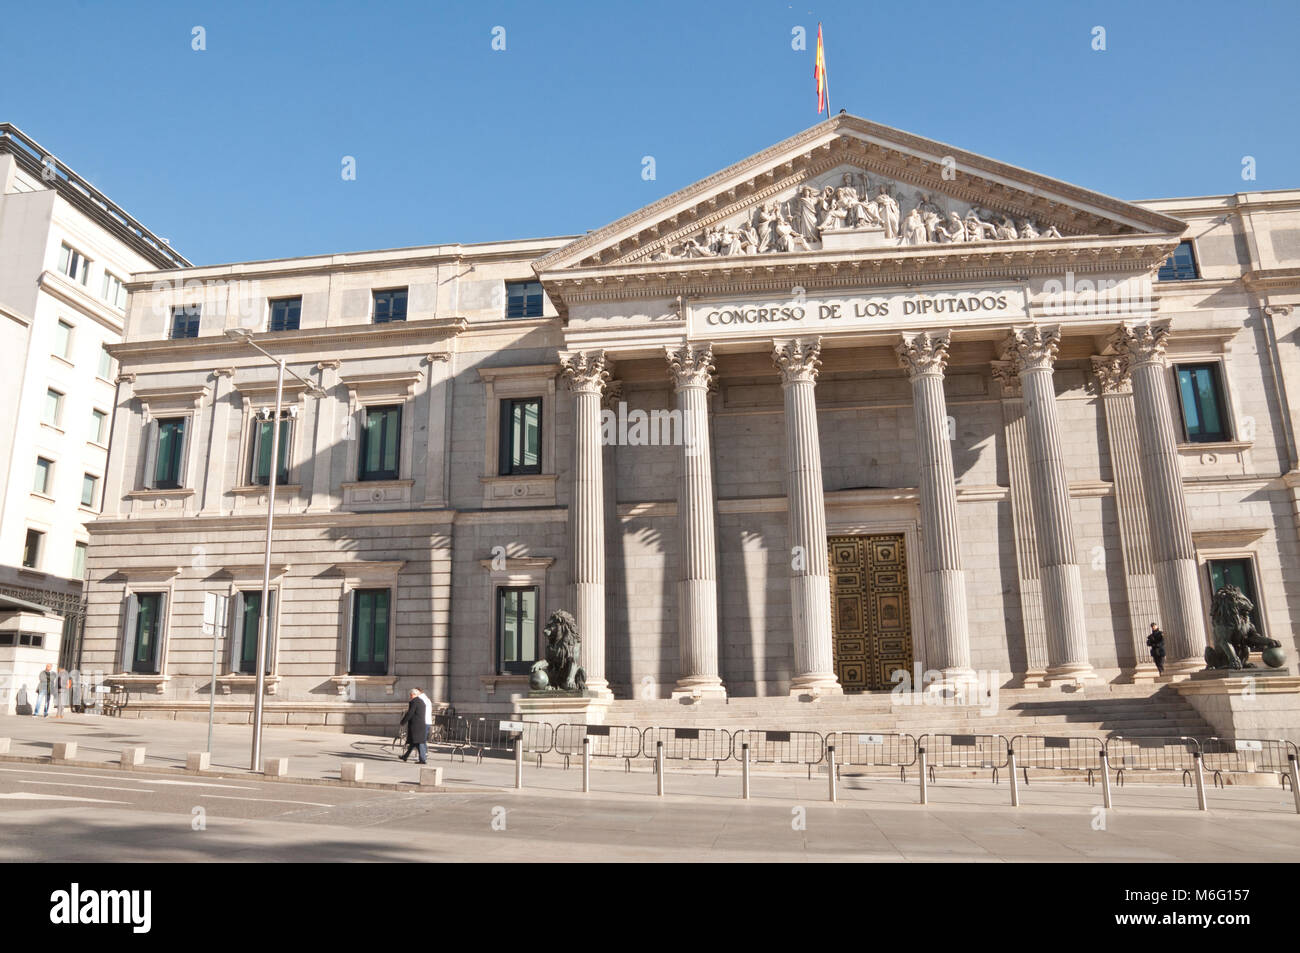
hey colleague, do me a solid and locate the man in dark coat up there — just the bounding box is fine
[398,688,432,763]
[33,664,55,717]
[1146,623,1166,675]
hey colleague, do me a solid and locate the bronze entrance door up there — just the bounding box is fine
[828,534,914,692]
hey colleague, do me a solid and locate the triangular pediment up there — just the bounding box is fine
[535,114,1185,275]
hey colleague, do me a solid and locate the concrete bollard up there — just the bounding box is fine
[656,741,665,796]
[263,757,289,778]
[341,762,364,783]
[52,742,77,761]
[741,743,750,800]
[1008,746,1020,807]
[419,766,443,787]
[0,737,10,754]
[186,751,210,772]
[514,738,523,790]
[918,746,928,805]
[827,745,837,803]
[1289,755,1300,816]
[1192,751,1208,811]
[581,737,591,793]
[1100,750,1113,809]
[120,746,146,768]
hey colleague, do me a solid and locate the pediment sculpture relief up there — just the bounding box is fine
[648,169,1066,261]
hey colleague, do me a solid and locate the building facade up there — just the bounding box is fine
[0,124,187,711]
[80,116,1300,729]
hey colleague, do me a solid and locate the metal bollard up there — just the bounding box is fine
[1290,755,1300,815]
[514,738,523,790]
[582,736,591,793]
[827,745,837,803]
[1100,750,1113,809]
[741,742,750,800]
[1192,751,1207,811]
[656,741,665,796]
[918,746,928,805]
[1008,746,1020,807]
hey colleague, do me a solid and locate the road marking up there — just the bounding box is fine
[0,767,254,789]
[16,779,152,794]
[0,792,127,804]
[199,794,335,808]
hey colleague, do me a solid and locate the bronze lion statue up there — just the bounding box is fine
[530,609,586,691]
[1205,584,1282,670]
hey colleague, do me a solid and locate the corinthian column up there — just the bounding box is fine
[1110,321,1208,672]
[560,349,614,698]
[773,338,841,695]
[896,331,973,681]
[1001,325,1094,683]
[665,343,725,698]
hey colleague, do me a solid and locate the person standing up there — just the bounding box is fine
[398,688,432,764]
[1146,623,1166,675]
[54,668,70,719]
[33,664,55,717]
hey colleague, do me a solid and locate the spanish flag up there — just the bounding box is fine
[814,23,829,114]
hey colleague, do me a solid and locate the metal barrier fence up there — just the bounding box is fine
[1105,736,1201,786]
[445,717,554,764]
[643,727,733,776]
[553,723,643,771]
[920,733,1009,782]
[823,731,918,781]
[731,729,825,778]
[1199,737,1294,788]
[1011,735,1104,784]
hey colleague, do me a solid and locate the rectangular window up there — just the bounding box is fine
[153,417,186,489]
[350,589,390,675]
[235,590,275,675]
[1158,240,1200,281]
[373,289,408,324]
[131,592,163,674]
[1207,558,1265,635]
[496,586,539,674]
[54,320,73,358]
[43,388,64,427]
[169,306,201,339]
[498,398,541,475]
[33,457,53,495]
[72,541,88,579]
[81,473,99,508]
[1176,363,1229,443]
[97,347,113,380]
[267,297,302,332]
[101,272,127,310]
[249,416,291,485]
[505,280,545,318]
[91,408,108,444]
[22,529,43,569]
[359,405,401,481]
[57,243,90,284]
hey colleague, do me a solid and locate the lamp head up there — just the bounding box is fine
[224,327,253,343]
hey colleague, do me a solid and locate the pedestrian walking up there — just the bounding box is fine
[1146,623,1166,675]
[398,687,433,764]
[54,668,70,719]
[33,664,55,717]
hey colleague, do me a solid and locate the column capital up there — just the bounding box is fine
[1090,354,1132,395]
[665,342,715,390]
[1000,324,1061,374]
[315,359,342,371]
[772,337,822,385]
[115,372,137,387]
[423,352,450,365]
[1109,320,1171,369]
[212,367,236,380]
[989,360,1022,398]
[560,349,614,395]
[601,379,624,410]
[1263,304,1293,318]
[896,330,951,379]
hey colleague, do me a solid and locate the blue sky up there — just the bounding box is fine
[2,0,1296,265]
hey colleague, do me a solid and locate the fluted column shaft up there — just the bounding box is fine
[561,350,613,696]
[307,360,341,512]
[1112,322,1208,669]
[102,373,137,517]
[773,338,841,695]
[897,332,972,677]
[666,344,725,697]
[1003,326,1094,681]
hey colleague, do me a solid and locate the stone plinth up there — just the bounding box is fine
[186,751,210,771]
[341,762,364,783]
[263,757,289,777]
[1172,670,1300,740]
[120,746,146,768]
[515,692,613,727]
[51,742,77,761]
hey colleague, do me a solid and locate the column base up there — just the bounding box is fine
[789,673,843,697]
[1126,663,1162,684]
[1044,663,1099,688]
[1019,669,1050,688]
[581,677,615,701]
[670,676,727,701]
[1161,656,1205,678]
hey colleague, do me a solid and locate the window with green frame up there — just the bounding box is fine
[359,405,401,481]
[350,589,390,675]
[131,592,164,674]
[153,417,186,488]
[1175,363,1230,443]
[235,590,275,675]
[1207,558,1265,634]
[249,416,291,485]
[498,398,541,475]
[496,586,539,674]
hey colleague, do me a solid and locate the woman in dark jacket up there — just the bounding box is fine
[1146,623,1166,675]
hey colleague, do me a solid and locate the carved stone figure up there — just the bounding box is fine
[1019,219,1039,239]
[963,210,997,242]
[996,217,1019,240]
[794,186,820,240]
[775,214,813,251]
[876,186,900,239]
[937,211,966,243]
[1204,584,1285,670]
[529,609,587,691]
[901,206,927,245]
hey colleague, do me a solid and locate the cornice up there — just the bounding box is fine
[37,270,127,335]
[86,509,457,534]
[1242,267,1300,293]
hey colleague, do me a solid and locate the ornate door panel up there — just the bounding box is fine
[828,534,913,692]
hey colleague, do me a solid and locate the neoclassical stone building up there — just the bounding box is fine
[81,115,1300,727]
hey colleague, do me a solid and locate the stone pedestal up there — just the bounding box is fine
[514,692,614,727]
[1172,670,1300,740]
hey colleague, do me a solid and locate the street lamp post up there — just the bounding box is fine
[224,328,325,771]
